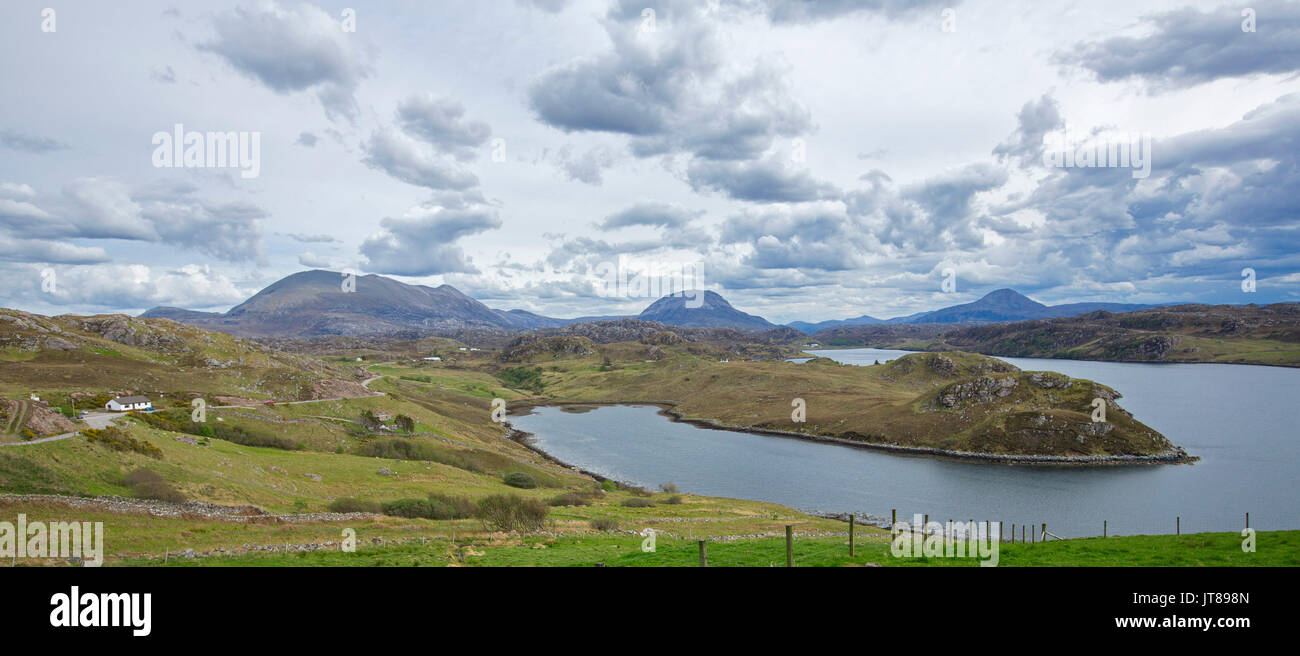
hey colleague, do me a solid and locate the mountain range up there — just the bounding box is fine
[142,270,1165,338]
[789,289,1160,332]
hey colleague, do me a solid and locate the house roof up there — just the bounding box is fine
[111,396,151,404]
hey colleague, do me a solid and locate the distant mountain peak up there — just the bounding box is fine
[637,290,773,330]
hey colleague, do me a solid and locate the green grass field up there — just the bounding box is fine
[117,530,1298,567]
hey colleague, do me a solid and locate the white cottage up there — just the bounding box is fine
[106,396,152,412]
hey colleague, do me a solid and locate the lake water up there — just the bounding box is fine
[511,348,1300,537]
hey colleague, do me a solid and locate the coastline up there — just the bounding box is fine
[505,399,1197,467]
[799,345,1300,369]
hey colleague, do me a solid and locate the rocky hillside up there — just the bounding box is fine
[0,309,351,401]
[811,303,1300,367]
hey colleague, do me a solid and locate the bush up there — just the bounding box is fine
[427,493,478,519]
[476,494,548,532]
[362,438,438,461]
[659,482,679,494]
[399,375,432,383]
[327,497,382,514]
[599,479,618,492]
[503,472,538,489]
[620,497,654,508]
[499,367,544,393]
[589,517,619,531]
[122,468,185,502]
[663,495,683,505]
[83,427,163,459]
[382,498,453,520]
[547,492,591,507]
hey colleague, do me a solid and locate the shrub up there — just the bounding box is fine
[382,498,451,520]
[503,472,538,489]
[427,493,478,519]
[399,374,432,383]
[476,494,548,533]
[599,479,618,492]
[589,517,619,532]
[499,367,544,393]
[122,468,185,502]
[547,492,591,507]
[620,498,654,508]
[658,482,679,494]
[327,497,382,514]
[362,438,438,461]
[210,424,298,450]
[83,427,163,459]
[663,495,683,505]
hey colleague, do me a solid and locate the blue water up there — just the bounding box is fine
[511,349,1300,537]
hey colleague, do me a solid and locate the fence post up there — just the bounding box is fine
[849,514,855,557]
[1104,520,1107,538]
[785,525,794,567]
[1246,512,1250,529]
[892,508,897,530]
[1041,523,1046,542]
[698,540,707,567]
[1010,523,1015,543]
[1176,516,1180,535]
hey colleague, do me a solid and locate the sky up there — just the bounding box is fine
[1,0,1298,324]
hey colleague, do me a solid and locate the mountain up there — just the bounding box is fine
[787,289,1161,332]
[143,270,519,337]
[787,314,882,334]
[637,290,775,331]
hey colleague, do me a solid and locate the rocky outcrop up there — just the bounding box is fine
[306,379,372,400]
[934,375,1018,408]
[499,335,597,361]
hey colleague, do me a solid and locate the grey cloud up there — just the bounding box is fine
[1056,1,1300,89]
[1,129,70,153]
[199,2,370,122]
[0,238,110,265]
[529,5,811,162]
[296,132,319,147]
[361,129,480,191]
[687,157,839,202]
[599,201,702,230]
[396,93,491,160]
[726,0,959,24]
[554,145,616,185]
[286,232,338,243]
[360,205,502,276]
[993,94,1063,166]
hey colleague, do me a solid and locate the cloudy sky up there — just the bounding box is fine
[1,0,1297,323]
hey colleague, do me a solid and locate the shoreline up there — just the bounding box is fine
[505,400,1197,467]
[798,345,1300,369]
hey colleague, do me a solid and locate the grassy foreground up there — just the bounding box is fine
[122,530,1298,567]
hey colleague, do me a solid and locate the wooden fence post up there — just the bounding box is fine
[892,508,897,530]
[1104,520,1107,538]
[1041,523,1046,542]
[698,540,707,567]
[1246,512,1250,529]
[785,525,794,567]
[1176,516,1180,535]
[849,514,855,557]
